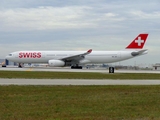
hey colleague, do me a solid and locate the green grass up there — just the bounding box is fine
[0,71,160,79]
[1,71,160,119]
[0,85,160,120]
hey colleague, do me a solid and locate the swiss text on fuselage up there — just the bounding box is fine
[19,52,42,58]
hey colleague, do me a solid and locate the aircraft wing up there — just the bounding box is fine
[61,49,92,61]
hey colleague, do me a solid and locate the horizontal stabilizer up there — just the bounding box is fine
[131,49,148,56]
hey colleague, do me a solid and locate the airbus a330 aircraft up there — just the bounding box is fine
[5,33,148,71]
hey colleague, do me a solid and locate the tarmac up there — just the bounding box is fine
[0,79,160,85]
[0,66,160,73]
[0,66,160,85]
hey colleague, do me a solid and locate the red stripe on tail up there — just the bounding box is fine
[126,34,148,49]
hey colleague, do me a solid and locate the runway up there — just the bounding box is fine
[1,66,160,73]
[0,79,160,85]
[0,66,160,85]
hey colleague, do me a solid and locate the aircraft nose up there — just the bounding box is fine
[5,53,13,60]
[5,55,9,60]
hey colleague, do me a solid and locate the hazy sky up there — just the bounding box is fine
[0,0,160,67]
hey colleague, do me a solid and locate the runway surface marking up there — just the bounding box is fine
[26,68,33,71]
[0,79,160,85]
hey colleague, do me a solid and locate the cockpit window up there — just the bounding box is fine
[9,54,12,56]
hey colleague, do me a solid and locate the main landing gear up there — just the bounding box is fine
[18,63,23,68]
[109,67,114,73]
[71,66,83,69]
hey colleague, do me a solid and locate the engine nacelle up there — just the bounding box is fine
[48,60,65,67]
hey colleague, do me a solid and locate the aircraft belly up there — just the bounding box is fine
[13,58,48,63]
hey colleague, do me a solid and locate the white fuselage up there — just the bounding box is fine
[5,50,147,66]
[5,33,149,68]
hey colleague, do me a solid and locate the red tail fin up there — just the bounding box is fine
[126,34,148,49]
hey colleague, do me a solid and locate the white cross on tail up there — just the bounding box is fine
[135,37,144,46]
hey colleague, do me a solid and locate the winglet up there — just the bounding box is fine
[126,34,148,49]
[87,49,92,53]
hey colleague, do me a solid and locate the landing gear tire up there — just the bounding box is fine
[18,63,22,68]
[71,66,83,69]
[109,67,114,73]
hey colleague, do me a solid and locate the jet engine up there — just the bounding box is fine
[48,60,65,67]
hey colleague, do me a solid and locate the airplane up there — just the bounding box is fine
[5,33,148,72]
